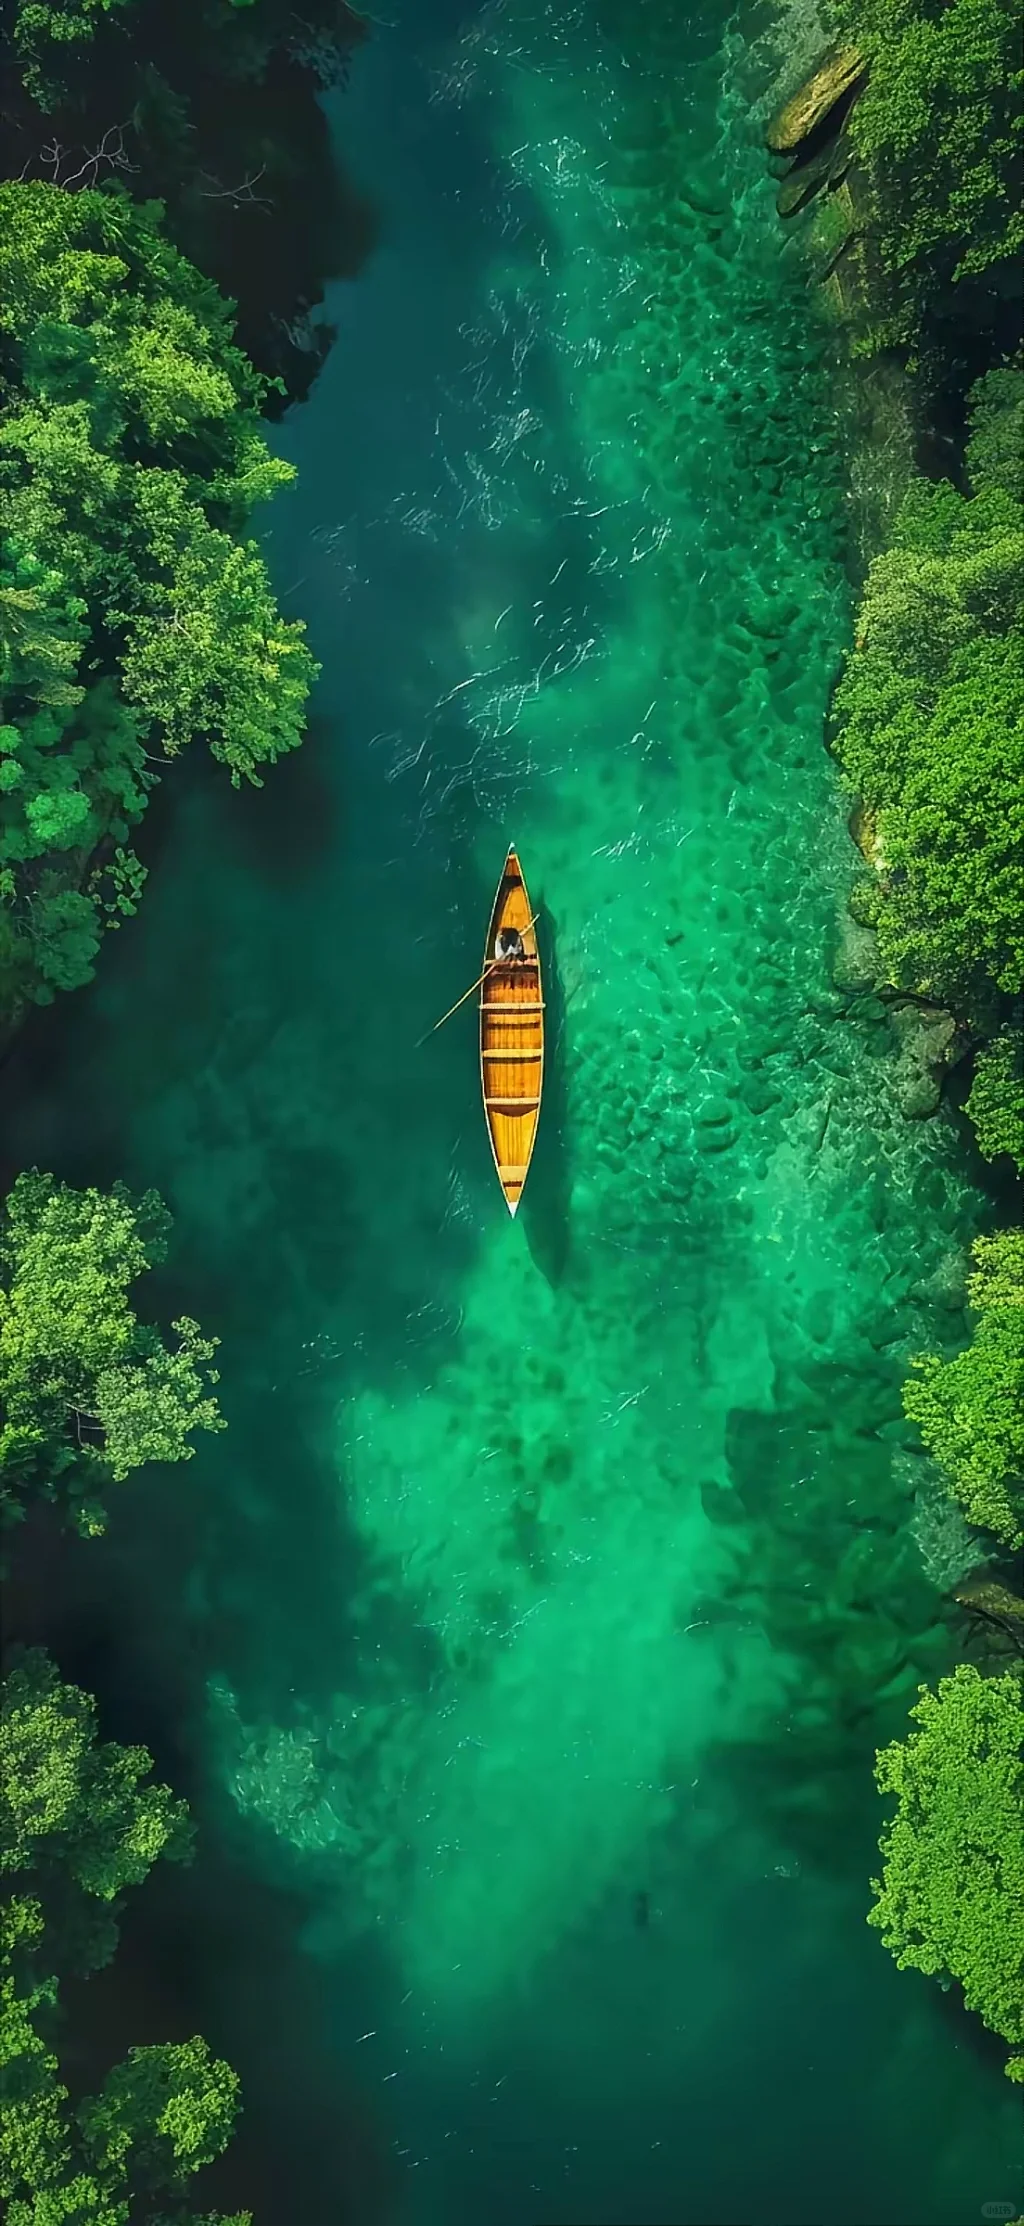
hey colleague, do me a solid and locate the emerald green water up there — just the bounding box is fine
[10,2,1019,2220]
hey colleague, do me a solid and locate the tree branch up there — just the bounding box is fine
[196,166,271,210]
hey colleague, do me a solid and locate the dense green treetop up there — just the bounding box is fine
[2,1899,247,2224]
[0,182,306,733]
[11,1,137,110]
[833,0,1023,350]
[868,1664,1024,2079]
[0,1170,224,1539]
[0,1659,247,2220]
[0,179,318,1024]
[967,361,1024,502]
[903,1229,1024,1547]
[1,1648,192,1974]
[966,1029,1024,1172]
[833,369,1024,1004]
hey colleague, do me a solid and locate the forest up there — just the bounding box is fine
[1,3,362,2215]
[1,0,1022,2216]
[823,0,1024,2105]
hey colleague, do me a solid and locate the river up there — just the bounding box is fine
[9,2,1016,2221]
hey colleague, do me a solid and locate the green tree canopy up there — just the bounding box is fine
[903,1229,1024,1547]
[0,1169,224,1538]
[0,179,318,1025]
[835,0,1024,351]
[1,1649,192,1975]
[868,1665,1024,2080]
[833,413,1024,1002]
[966,1027,1024,1171]
[11,1,137,111]
[2,1898,247,2224]
[967,359,1024,501]
[0,1650,247,2221]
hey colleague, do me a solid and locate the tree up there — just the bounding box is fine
[0,179,318,1025]
[1,1649,192,1975]
[117,474,314,783]
[11,0,136,111]
[966,1028,1024,1171]
[967,359,1024,501]
[834,0,1024,352]
[79,2038,240,2190]
[0,1661,248,2221]
[1,1904,247,2224]
[0,1170,224,1538]
[868,1665,1024,2081]
[903,1229,1024,1547]
[833,431,1024,1003]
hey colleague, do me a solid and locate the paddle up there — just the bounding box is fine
[419,912,540,1045]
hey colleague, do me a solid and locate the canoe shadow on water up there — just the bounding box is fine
[520,900,573,1288]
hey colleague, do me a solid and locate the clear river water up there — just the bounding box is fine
[10,2,1020,2221]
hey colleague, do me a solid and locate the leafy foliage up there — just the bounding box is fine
[833,389,1024,1001]
[1,1648,192,1974]
[966,1026,1024,1170]
[0,178,318,1024]
[834,0,1024,351]
[967,359,1024,501]
[11,1,136,111]
[903,1230,1024,1547]
[78,2038,240,2189]
[868,1665,1024,2081]
[10,0,361,113]
[1,1907,246,2225]
[0,1169,224,1538]
[0,1661,247,2221]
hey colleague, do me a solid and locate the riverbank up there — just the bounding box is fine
[754,0,1024,2114]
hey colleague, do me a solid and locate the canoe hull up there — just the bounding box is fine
[480,847,543,1215]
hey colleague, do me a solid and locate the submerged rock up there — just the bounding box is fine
[889,1001,958,1121]
[765,48,866,158]
[831,913,883,992]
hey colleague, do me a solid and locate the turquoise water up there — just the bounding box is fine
[10,2,1020,2220]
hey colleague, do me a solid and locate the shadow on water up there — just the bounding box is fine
[521,900,573,1287]
[225,710,344,888]
[55,1822,403,2226]
[125,1856,403,2226]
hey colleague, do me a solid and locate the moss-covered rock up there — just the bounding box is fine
[765,48,866,159]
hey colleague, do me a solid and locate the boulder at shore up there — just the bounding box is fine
[766,47,865,157]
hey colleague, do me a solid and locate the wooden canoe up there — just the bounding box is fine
[480,846,544,1216]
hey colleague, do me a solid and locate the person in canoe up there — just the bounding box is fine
[495,924,528,962]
